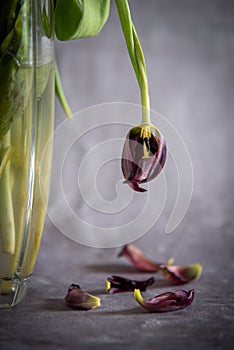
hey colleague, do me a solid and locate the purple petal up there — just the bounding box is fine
[125,180,147,192]
[159,264,203,284]
[119,245,203,284]
[65,284,101,310]
[106,275,155,293]
[134,289,195,312]
[121,124,167,192]
[147,139,167,181]
[119,245,160,272]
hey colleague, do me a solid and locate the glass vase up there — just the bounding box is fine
[0,0,54,308]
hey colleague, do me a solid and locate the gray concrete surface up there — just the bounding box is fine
[1,0,234,349]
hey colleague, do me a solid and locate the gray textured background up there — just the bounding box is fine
[1,0,234,349]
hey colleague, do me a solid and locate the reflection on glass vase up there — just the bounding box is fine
[0,0,54,308]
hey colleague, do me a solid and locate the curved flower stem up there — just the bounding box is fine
[115,0,151,124]
[55,62,72,119]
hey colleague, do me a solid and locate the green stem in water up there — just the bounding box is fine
[115,0,151,124]
[0,132,15,254]
[0,145,14,180]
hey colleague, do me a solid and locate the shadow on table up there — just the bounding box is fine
[98,307,146,316]
[86,263,138,274]
[43,298,146,315]
[43,298,71,312]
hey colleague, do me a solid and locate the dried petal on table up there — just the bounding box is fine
[65,284,101,310]
[134,288,195,312]
[106,275,155,293]
[118,244,160,272]
[159,263,203,284]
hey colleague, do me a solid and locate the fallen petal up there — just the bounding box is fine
[119,245,203,284]
[134,288,195,312]
[118,244,160,272]
[159,263,203,284]
[65,284,101,310]
[106,275,155,293]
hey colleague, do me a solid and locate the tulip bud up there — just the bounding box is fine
[121,123,166,192]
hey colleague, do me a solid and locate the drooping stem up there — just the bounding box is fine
[55,62,72,118]
[0,132,15,254]
[115,0,151,124]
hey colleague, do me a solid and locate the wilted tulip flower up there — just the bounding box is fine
[121,123,166,192]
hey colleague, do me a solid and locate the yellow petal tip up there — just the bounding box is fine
[106,280,111,292]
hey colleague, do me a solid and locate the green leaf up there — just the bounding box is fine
[0,2,33,142]
[0,53,33,142]
[0,0,23,46]
[55,0,110,40]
